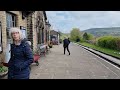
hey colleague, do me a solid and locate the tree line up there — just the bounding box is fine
[69,28,120,51]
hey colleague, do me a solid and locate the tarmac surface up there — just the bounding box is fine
[30,43,120,79]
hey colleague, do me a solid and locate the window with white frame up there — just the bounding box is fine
[6,12,16,39]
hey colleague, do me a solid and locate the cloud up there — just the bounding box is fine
[46,11,120,33]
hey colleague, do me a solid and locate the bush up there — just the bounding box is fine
[70,28,82,42]
[80,38,85,43]
[83,32,94,41]
[116,37,120,50]
[97,36,120,50]
[86,40,97,45]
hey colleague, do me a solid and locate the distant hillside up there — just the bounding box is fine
[82,27,120,37]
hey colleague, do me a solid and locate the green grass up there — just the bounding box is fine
[77,42,120,59]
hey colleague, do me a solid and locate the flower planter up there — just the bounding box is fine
[33,54,40,66]
[34,54,40,61]
[0,66,8,78]
[0,71,8,78]
[49,45,52,48]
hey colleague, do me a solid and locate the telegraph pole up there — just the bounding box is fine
[58,29,60,45]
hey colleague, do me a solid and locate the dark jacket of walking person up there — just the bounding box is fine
[8,27,33,79]
[63,38,70,55]
[68,38,70,44]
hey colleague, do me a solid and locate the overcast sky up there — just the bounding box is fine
[46,11,120,33]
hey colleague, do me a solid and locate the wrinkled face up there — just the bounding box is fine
[11,32,20,41]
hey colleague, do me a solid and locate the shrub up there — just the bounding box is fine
[97,36,120,50]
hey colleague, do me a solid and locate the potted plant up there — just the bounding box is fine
[0,62,8,78]
[48,41,53,48]
[32,49,40,66]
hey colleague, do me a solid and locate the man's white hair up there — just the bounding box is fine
[9,27,25,44]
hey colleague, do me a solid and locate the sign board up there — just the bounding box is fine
[5,43,11,63]
[21,29,26,38]
[20,26,27,38]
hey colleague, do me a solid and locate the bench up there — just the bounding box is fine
[38,44,47,56]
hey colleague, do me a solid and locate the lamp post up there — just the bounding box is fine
[57,29,60,45]
[46,21,51,43]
